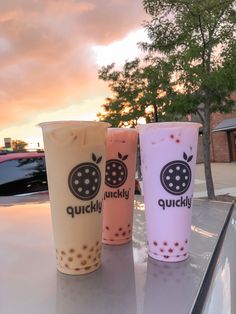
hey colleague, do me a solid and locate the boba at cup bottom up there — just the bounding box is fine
[57,261,102,275]
[102,237,132,245]
[148,251,189,263]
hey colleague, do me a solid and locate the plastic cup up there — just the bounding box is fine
[39,121,109,275]
[138,122,201,262]
[102,128,138,245]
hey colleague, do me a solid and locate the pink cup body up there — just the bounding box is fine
[138,122,201,262]
[102,128,138,245]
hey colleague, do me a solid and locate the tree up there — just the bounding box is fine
[97,58,181,127]
[141,0,236,199]
[12,140,28,151]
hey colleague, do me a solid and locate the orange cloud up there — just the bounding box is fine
[0,0,147,129]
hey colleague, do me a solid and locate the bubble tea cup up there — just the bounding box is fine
[138,122,201,262]
[102,128,138,245]
[39,121,109,275]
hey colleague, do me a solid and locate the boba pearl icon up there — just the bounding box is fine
[105,152,128,188]
[68,153,102,200]
[160,152,193,195]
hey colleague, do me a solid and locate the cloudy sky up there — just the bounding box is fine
[0,0,148,148]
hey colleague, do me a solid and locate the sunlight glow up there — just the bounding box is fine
[92,29,148,67]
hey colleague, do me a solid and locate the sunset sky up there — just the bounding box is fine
[0,0,148,148]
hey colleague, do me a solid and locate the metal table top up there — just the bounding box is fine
[0,195,233,314]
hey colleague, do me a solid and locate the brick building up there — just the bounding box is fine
[197,111,236,163]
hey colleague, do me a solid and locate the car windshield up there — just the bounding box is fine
[0,157,46,185]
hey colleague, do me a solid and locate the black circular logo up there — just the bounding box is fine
[160,159,192,196]
[68,154,102,200]
[105,153,128,188]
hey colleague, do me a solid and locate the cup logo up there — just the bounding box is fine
[160,152,193,196]
[68,154,102,200]
[105,152,128,188]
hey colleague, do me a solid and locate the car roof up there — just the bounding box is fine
[0,152,45,163]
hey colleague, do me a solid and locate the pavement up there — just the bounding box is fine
[194,162,236,198]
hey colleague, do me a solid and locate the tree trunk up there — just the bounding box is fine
[153,103,158,122]
[202,101,216,200]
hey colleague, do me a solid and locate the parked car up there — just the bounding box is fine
[0,151,48,196]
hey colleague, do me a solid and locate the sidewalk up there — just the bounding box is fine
[194,162,236,198]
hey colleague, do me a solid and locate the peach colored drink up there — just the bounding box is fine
[39,121,109,275]
[102,128,138,245]
[138,122,201,262]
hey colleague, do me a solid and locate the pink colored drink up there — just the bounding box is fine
[138,122,201,262]
[102,128,138,245]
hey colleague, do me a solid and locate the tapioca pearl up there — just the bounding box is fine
[164,255,170,259]
[153,241,158,246]
[176,186,180,190]
[170,134,174,139]
[105,226,109,230]
[77,172,82,177]
[112,163,116,167]
[118,166,122,170]
[183,253,187,257]
[185,176,188,180]
[118,177,122,181]
[77,253,82,259]
[87,255,91,260]
[160,248,164,252]
[182,183,186,187]
[107,177,111,181]
[61,251,66,255]
[121,171,124,175]
[91,186,96,191]
[119,227,122,231]
[128,224,130,227]
[75,268,80,271]
[128,229,131,234]
[180,247,184,251]
[68,257,73,262]
[176,166,180,170]
[176,139,180,143]
[169,183,173,187]
[174,242,179,247]
[78,187,83,192]
[85,266,91,271]
[168,248,173,253]
[94,178,98,183]
[90,247,94,252]
[113,180,117,184]
[122,232,126,236]
[69,248,75,253]
[93,257,97,262]
[115,233,119,237]
[74,180,79,185]
[81,260,87,266]
[163,241,168,246]
[96,241,99,246]
[169,168,173,173]
[85,190,90,195]
[85,179,90,185]
[185,239,188,244]
[65,263,69,268]
[82,245,87,250]
[166,176,170,180]
[183,169,186,173]
[175,175,180,181]
[85,168,89,173]
[112,171,117,176]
